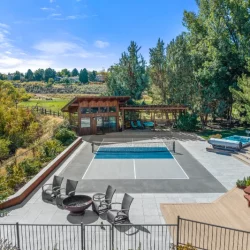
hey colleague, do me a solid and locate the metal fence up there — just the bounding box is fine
[1,217,250,250]
[0,223,177,250]
[178,217,250,250]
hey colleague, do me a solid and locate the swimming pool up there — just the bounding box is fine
[224,135,250,147]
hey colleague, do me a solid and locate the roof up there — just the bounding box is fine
[119,105,188,111]
[61,96,131,112]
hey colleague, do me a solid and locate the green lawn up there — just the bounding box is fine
[19,99,69,111]
[198,127,247,140]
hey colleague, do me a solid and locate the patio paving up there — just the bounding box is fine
[1,131,250,226]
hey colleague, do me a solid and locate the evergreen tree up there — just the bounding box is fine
[34,69,44,81]
[13,71,21,81]
[71,68,79,77]
[89,70,97,81]
[44,68,56,82]
[149,39,168,103]
[107,41,149,99]
[79,68,88,84]
[25,69,34,81]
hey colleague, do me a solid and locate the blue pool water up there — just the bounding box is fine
[225,135,250,145]
[95,147,174,159]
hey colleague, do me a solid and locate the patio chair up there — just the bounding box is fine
[92,185,116,215]
[131,121,138,129]
[42,175,64,202]
[56,179,78,207]
[137,120,144,129]
[107,193,134,224]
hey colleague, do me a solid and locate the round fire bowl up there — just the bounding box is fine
[63,195,92,215]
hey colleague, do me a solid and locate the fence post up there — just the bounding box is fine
[173,141,175,153]
[81,223,85,250]
[176,216,180,247]
[16,222,20,250]
[111,224,114,250]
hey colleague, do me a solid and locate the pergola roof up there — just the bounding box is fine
[61,96,131,112]
[119,105,188,111]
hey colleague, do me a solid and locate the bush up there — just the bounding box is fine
[177,243,197,250]
[54,128,76,146]
[209,134,222,139]
[0,176,12,203]
[176,113,198,132]
[0,239,19,250]
[19,159,42,177]
[0,139,11,162]
[39,139,64,161]
[7,165,26,191]
[236,176,250,188]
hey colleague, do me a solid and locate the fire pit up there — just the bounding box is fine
[63,195,92,215]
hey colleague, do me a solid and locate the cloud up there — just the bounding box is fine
[5,51,12,54]
[94,40,110,49]
[50,13,62,17]
[50,0,55,3]
[41,7,55,11]
[76,0,82,2]
[34,41,81,54]
[0,23,9,29]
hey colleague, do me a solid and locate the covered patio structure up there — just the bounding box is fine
[61,96,188,135]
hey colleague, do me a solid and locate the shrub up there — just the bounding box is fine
[176,113,198,132]
[7,165,26,191]
[54,128,76,146]
[177,243,197,250]
[209,134,222,139]
[39,139,64,161]
[0,139,11,162]
[0,239,19,250]
[19,159,42,177]
[0,176,12,204]
[236,176,250,188]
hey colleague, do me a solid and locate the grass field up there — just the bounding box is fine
[19,98,69,111]
[198,127,247,140]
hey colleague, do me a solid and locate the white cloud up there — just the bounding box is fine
[41,7,55,11]
[0,23,9,29]
[76,0,82,2]
[94,40,110,49]
[50,13,62,17]
[5,51,12,54]
[34,41,81,54]
[50,0,55,3]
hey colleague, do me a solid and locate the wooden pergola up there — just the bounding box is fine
[120,104,188,130]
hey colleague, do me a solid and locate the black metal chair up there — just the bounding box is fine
[56,179,78,207]
[92,185,116,215]
[107,193,134,224]
[42,176,64,202]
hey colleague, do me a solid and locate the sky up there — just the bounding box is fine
[0,0,198,73]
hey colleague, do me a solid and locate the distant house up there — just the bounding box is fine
[96,74,105,82]
[54,76,61,82]
[7,73,14,80]
[68,76,79,83]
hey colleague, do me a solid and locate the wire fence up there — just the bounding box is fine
[1,217,250,250]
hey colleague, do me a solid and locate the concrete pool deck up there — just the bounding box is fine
[1,131,250,225]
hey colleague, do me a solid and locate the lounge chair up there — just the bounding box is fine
[143,121,154,128]
[131,121,138,129]
[42,175,64,202]
[92,185,116,215]
[56,179,78,207]
[137,120,144,129]
[107,193,134,224]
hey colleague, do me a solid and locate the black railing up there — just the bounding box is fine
[178,217,250,250]
[1,217,250,250]
[0,223,177,250]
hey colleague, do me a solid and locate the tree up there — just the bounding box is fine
[34,69,44,81]
[79,68,89,84]
[25,69,34,81]
[107,41,149,99]
[182,0,250,124]
[13,71,21,81]
[71,68,79,77]
[47,78,54,87]
[230,75,250,123]
[44,68,56,82]
[149,39,168,103]
[61,68,71,77]
[88,70,97,81]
